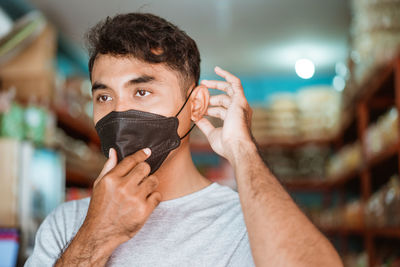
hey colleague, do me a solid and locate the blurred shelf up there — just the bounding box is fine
[322,226,365,236]
[282,169,359,191]
[366,141,399,169]
[257,137,333,149]
[370,227,400,238]
[321,226,400,239]
[283,140,400,191]
[52,105,100,146]
[66,169,94,187]
[327,168,360,187]
[282,179,330,191]
[356,56,397,104]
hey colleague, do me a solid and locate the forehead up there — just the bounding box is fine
[91,54,181,87]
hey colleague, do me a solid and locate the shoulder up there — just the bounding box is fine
[210,182,241,205]
[52,197,90,233]
[54,197,91,217]
[40,197,90,242]
[25,198,90,266]
[201,182,244,220]
[50,198,90,224]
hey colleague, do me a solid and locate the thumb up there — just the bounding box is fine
[94,148,118,187]
[195,117,215,140]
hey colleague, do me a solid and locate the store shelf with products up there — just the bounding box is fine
[269,56,400,267]
[322,226,400,239]
[0,17,103,192]
[282,170,359,191]
[52,105,100,147]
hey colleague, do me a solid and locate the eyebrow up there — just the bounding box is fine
[91,75,156,92]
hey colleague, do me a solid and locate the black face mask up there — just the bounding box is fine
[95,89,195,175]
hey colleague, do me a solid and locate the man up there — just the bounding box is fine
[26,13,342,266]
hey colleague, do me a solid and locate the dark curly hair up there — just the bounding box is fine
[85,13,201,93]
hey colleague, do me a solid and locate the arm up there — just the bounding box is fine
[55,148,161,266]
[196,66,343,267]
[229,141,342,266]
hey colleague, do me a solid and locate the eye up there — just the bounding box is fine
[135,89,151,97]
[96,94,112,103]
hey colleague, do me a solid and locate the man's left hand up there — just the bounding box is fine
[195,66,254,163]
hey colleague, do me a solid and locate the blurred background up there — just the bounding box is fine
[0,0,399,266]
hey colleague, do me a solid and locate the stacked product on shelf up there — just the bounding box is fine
[325,141,362,179]
[311,199,364,230]
[297,87,342,140]
[312,176,400,231]
[0,13,56,104]
[365,175,400,228]
[365,107,398,159]
[261,145,329,181]
[310,175,400,232]
[344,0,400,104]
[252,93,299,142]
[251,87,341,144]
[0,87,56,146]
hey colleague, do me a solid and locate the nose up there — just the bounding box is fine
[114,98,133,112]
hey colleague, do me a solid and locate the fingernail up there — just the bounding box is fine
[215,66,221,70]
[108,148,112,158]
[143,148,151,156]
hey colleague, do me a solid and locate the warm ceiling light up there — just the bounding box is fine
[295,58,315,79]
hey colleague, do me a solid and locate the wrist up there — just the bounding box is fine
[79,221,128,251]
[225,139,258,166]
[58,222,126,266]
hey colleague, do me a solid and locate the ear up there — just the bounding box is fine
[190,85,209,122]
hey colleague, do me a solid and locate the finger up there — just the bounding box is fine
[111,148,151,177]
[214,66,242,86]
[147,191,162,209]
[94,148,118,187]
[99,148,118,177]
[125,161,151,184]
[195,117,216,139]
[206,107,227,120]
[209,94,231,109]
[138,175,159,198]
[200,80,230,93]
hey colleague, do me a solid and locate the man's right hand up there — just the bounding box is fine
[55,148,161,266]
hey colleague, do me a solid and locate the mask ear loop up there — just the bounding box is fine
[175,87,197,140]
[180,124,196,140]
[175,87,195,117]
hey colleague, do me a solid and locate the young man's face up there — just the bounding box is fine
[91,54,192,135]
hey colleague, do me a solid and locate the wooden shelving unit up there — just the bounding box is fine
[265,56,400,266]
[53,105,100,146]
[322,226,400,239]
[52,105,100,188]
[282,169,359,191]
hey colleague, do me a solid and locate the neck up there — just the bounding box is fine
[152,140,212,201]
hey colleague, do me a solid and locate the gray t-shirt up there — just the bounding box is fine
[25,182,255,266]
